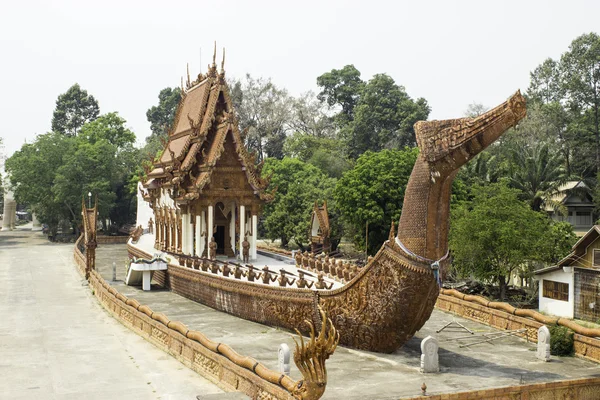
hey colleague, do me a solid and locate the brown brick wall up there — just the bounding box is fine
[87,269,297,400]
[97,236,130,244]
[404,377,600,399]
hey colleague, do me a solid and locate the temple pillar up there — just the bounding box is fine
[239,205,245,260]
[229,201,236,256]
[187,212,194,255]
[208,205,214,244]
[251,214,258,260]
[195,213,202,257]
[181,212,188,254]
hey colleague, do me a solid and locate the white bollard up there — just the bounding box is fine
[278,344,291,375]
[420,336,439,373]
[537,326,551,362]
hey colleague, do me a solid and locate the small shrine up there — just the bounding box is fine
[310,200,330,254]
[142,47,273,261]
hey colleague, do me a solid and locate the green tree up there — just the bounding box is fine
[507,141,570,212]
[6,113,138,238]
[289,91,335,138]
[544,221,577,264]
[80,112,136,148]
[449,182,550,300]
[344,74,430,158]
[283,132,351,178]
[261,158,337,250]
[144,87,182,156]
[229,74,293,161]
[316,64,364,126]
[560,33,600,169]
[528,33,600,178]
[54,113,138,229]
[51,84,100,136]
[6,133,76,237]
[334,148,418,254]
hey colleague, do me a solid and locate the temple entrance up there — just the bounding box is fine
[215,225,225,254]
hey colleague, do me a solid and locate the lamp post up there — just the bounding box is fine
[88,192,92,208]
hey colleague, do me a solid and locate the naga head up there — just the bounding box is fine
[291,307,340,400]
[508,90,527,124]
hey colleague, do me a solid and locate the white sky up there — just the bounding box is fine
[1,0,598,159]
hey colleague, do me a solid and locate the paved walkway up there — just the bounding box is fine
[0,227,223,400]
[99,240,600,400]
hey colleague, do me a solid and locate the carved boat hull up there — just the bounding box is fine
[127,238,437,353]
[131,91,526,354]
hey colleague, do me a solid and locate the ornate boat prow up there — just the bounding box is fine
[318,91,526,352]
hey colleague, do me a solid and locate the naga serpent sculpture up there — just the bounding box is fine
[318,90,527,352]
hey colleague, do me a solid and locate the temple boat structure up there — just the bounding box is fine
[134,49,527,353]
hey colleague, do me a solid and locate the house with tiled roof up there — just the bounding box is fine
[535,225,600,322]
[544,181,594,236]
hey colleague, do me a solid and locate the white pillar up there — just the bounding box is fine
[208,205,214,243]
[2,189,16,231]
[251,214,258,260]
[181,213,188,254]
[195,214,202,257]
[229,202,236,256]
[239,205,245,260]
[32,214,42,231]
[187,213,194,255]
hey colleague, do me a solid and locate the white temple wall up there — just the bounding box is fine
[136,182,154,230]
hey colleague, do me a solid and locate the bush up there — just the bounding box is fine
[549,325,574,356]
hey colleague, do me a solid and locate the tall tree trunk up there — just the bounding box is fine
[498,275,507,301]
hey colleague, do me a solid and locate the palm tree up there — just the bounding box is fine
[507,141,570,212]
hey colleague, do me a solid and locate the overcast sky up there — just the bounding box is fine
[1,0,598,160]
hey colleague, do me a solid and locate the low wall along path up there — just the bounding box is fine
[437,289,600,363]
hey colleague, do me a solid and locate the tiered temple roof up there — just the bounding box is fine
[143,48,272,205]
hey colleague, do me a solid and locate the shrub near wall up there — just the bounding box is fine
[550,325,574,356]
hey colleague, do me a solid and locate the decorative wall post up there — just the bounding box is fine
[420,336,439,373]
[81,197,98,281]
[537,326,551,361]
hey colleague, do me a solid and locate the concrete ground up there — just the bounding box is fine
[99,241,600,400]
[0,226,223,400]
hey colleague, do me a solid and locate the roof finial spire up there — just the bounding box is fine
[181,76,184,92]
[186,63,191,87]
[220,47,226,73]
[212,41,217,67]
[388,220,396,242]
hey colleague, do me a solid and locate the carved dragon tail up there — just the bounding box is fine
[291,306,340,400]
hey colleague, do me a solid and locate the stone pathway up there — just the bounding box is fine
[0,228,223,400]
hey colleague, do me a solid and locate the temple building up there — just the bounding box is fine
[142,50,273,261]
